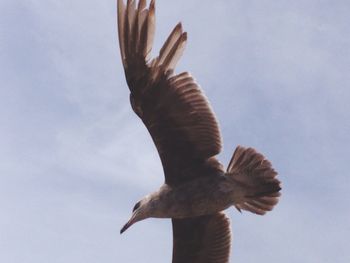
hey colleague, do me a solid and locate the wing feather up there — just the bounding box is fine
[158,23,183,65]
[145,0,155,59]
[117,0,223,185]
[172,212,231,263]
[117,0,126,66]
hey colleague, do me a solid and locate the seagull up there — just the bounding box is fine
[117,0,281,262]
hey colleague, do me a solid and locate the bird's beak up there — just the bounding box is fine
[120,214,137,234]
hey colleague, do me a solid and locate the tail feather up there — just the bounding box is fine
[227,146,281,215]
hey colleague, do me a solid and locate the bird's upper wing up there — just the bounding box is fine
[172,212,231,263]
[118,0,223,185]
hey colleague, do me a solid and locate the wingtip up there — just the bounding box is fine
[117,0,125,17]
[117,0,126,66]
[138,0,146,10]
[182,31,188,41]
[149,0,155,12]
[147,0,156,24]
[175,22,183,32]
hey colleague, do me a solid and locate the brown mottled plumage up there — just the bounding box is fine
[117,1,281,262]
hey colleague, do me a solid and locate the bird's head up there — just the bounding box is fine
[120,198,151,234]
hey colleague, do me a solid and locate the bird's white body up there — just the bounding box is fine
[146,174,239,219]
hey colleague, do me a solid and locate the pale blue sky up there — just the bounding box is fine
[1,0,349,262]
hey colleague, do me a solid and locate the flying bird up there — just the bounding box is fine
[117,0,281,262]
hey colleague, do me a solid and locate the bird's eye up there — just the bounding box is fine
[133,201,141,212]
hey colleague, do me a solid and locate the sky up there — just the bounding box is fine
[1,0,349,262]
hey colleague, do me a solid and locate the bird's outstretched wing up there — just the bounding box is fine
[117,0,223,186]
[172,212,231,263]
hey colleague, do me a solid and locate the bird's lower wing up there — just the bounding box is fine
[117,0,223,185]
[172,212,231,263]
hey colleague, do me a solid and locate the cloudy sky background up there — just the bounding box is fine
[1,0,349,262]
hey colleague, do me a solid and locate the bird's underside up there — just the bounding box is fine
[117,0,281,262]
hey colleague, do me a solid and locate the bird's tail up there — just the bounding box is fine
[226,146,281,215]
